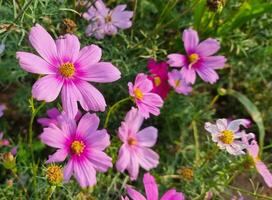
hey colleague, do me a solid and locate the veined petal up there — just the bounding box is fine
[196,38,220,56]
[40,124,67,148]
[77,113,100,136]
[46,148,68,163]
[196,66,219,84]
[63,159,74,182]
[227,119,251,132]
[116,145,130,172]
[75,44,102,69]
[136,127,158,147]
[85,130,110,151]
[136,147,159,170]
[167,53,187,67]
[143,173,158,200]
[86,149,112,172]
[127,187,146,200]
[181,67,196,84]
[182,28,199,54]
[203,56,226,69]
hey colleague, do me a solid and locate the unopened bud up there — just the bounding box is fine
[46,165,63,185]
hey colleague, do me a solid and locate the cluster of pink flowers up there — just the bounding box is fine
[83,0,133,39]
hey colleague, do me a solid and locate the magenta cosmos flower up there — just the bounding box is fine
[242,133,272,188]
[40,112,112,187]
[205,119,251,155]
[128,73,163,119]
[16,24,121,118]
[116,107,159,180]
[168,70,192,95]
[147,59,171,99]
[126,172,185,200]
[83,0,133,39]
[167,28,226,84]
[37,107,81,127]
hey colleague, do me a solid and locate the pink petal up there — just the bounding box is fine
[40,124,67,148]
[203,56,226,69]
[29,24,58,65]
[104,24,118,35]
[63,159,74,181]
[32,75,63,102]
[86,149,112,172]
[136,127,157,147]
[136,147,159,170]
[161,189,185,200]
[143,173,158,200]
[181,67,196,84]
[124,107,144,134]
[46,148,68,163]
[118,122,129,142]
[47,108,60,118]
[116,145,130,172]
[204,122,220,134]
[16,52,56,74]
[75,44,102,69]
[255,161,272,188]
[77,113,99,136]
[196,38,220,56]
[56,34,80,63]
[78,62,121,83]
[216,119,228,131]
[167,54,187,67]
[127,187,146,200]
[196,66,219,84]
[127,152,140,180]
[95,0,109,17]
[58,113,77,136]
[182,28,199,54]
[85,130,110,151]
[227,119,251,132]
[76,80,106,112]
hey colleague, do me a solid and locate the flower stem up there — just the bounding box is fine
[192,120,200,166]
[103,97,131,129]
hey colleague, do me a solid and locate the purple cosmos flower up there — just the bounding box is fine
[40,112,112,188]
[0,132,10,146]
[167,28,226,84]
[147,59,171,99]
[116,107,159,180]
[168,70,192,95]
[242,133,272,188]
[0,104,6,118]
[16,24,121,118]
[37,107,81,127]
[83,0,133,39]
[126,172,185,200]
[205,119,251,155]
[128,73,163,119]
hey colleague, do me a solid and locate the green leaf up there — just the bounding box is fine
[193,0,207,31]
[227,89,265,154]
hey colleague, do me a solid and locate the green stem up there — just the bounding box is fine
[192,120,200,165]
[103,97,131,129]
[227,185,272,200]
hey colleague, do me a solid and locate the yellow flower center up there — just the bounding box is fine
[154,76,161,87]
[188,53,199,64]
[71,140,85,155]
[46,165,63,185]
[128,138,137,146]
[175,80,181,88]
[59,62,75,78]
[105,15,112,23]
[219,130,234,144]
[134,88,144,100]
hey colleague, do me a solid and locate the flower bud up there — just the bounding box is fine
[46,165,63,185]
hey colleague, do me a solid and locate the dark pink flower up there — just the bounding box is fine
[147,59,171,99]
[126,172,185,200]
[0,132,9,146]
[128,73,163,119]
[167,28,226,84]
[16,24,121,118]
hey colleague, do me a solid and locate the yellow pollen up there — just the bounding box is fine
[134,88,144,100]
[188,53,199,64]
[105,15,112,23]
[59,62,75,78]
[154,76,161,87]
[71,140,85,155]
[46,165,63,185]
[128,138,137,146]
[175,80,181,88]
[219,130,234,144]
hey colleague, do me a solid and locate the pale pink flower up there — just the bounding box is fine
[0,104,6,117]
[128,73,163,119]
[167,28,226,84]
[83,0,133,39]
[242,133,272,188]
[116,108,159,180]
[168,70,192,95]
[40,112,112,187]
[205,119,251,155]
[126,172,185,200]
[16,24,121,118]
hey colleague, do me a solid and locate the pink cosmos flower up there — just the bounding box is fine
[204,119,251,155]
[168,70,192,95]
[83,0,133,39]
[0,132,10,146]
[242,133,272,188]
[167,28,226,84]
[147,59,171,99]
[40,112,112,187]
[16,24,121,118]
[37,107,81,127]
[126,172,185,200]
[116,107,159,180]
[128,73,163,119]
[0,104,6,117]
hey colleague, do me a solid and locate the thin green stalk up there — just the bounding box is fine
[192,120,200,165]
[103,97,131,129]
[227,185,272,200]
